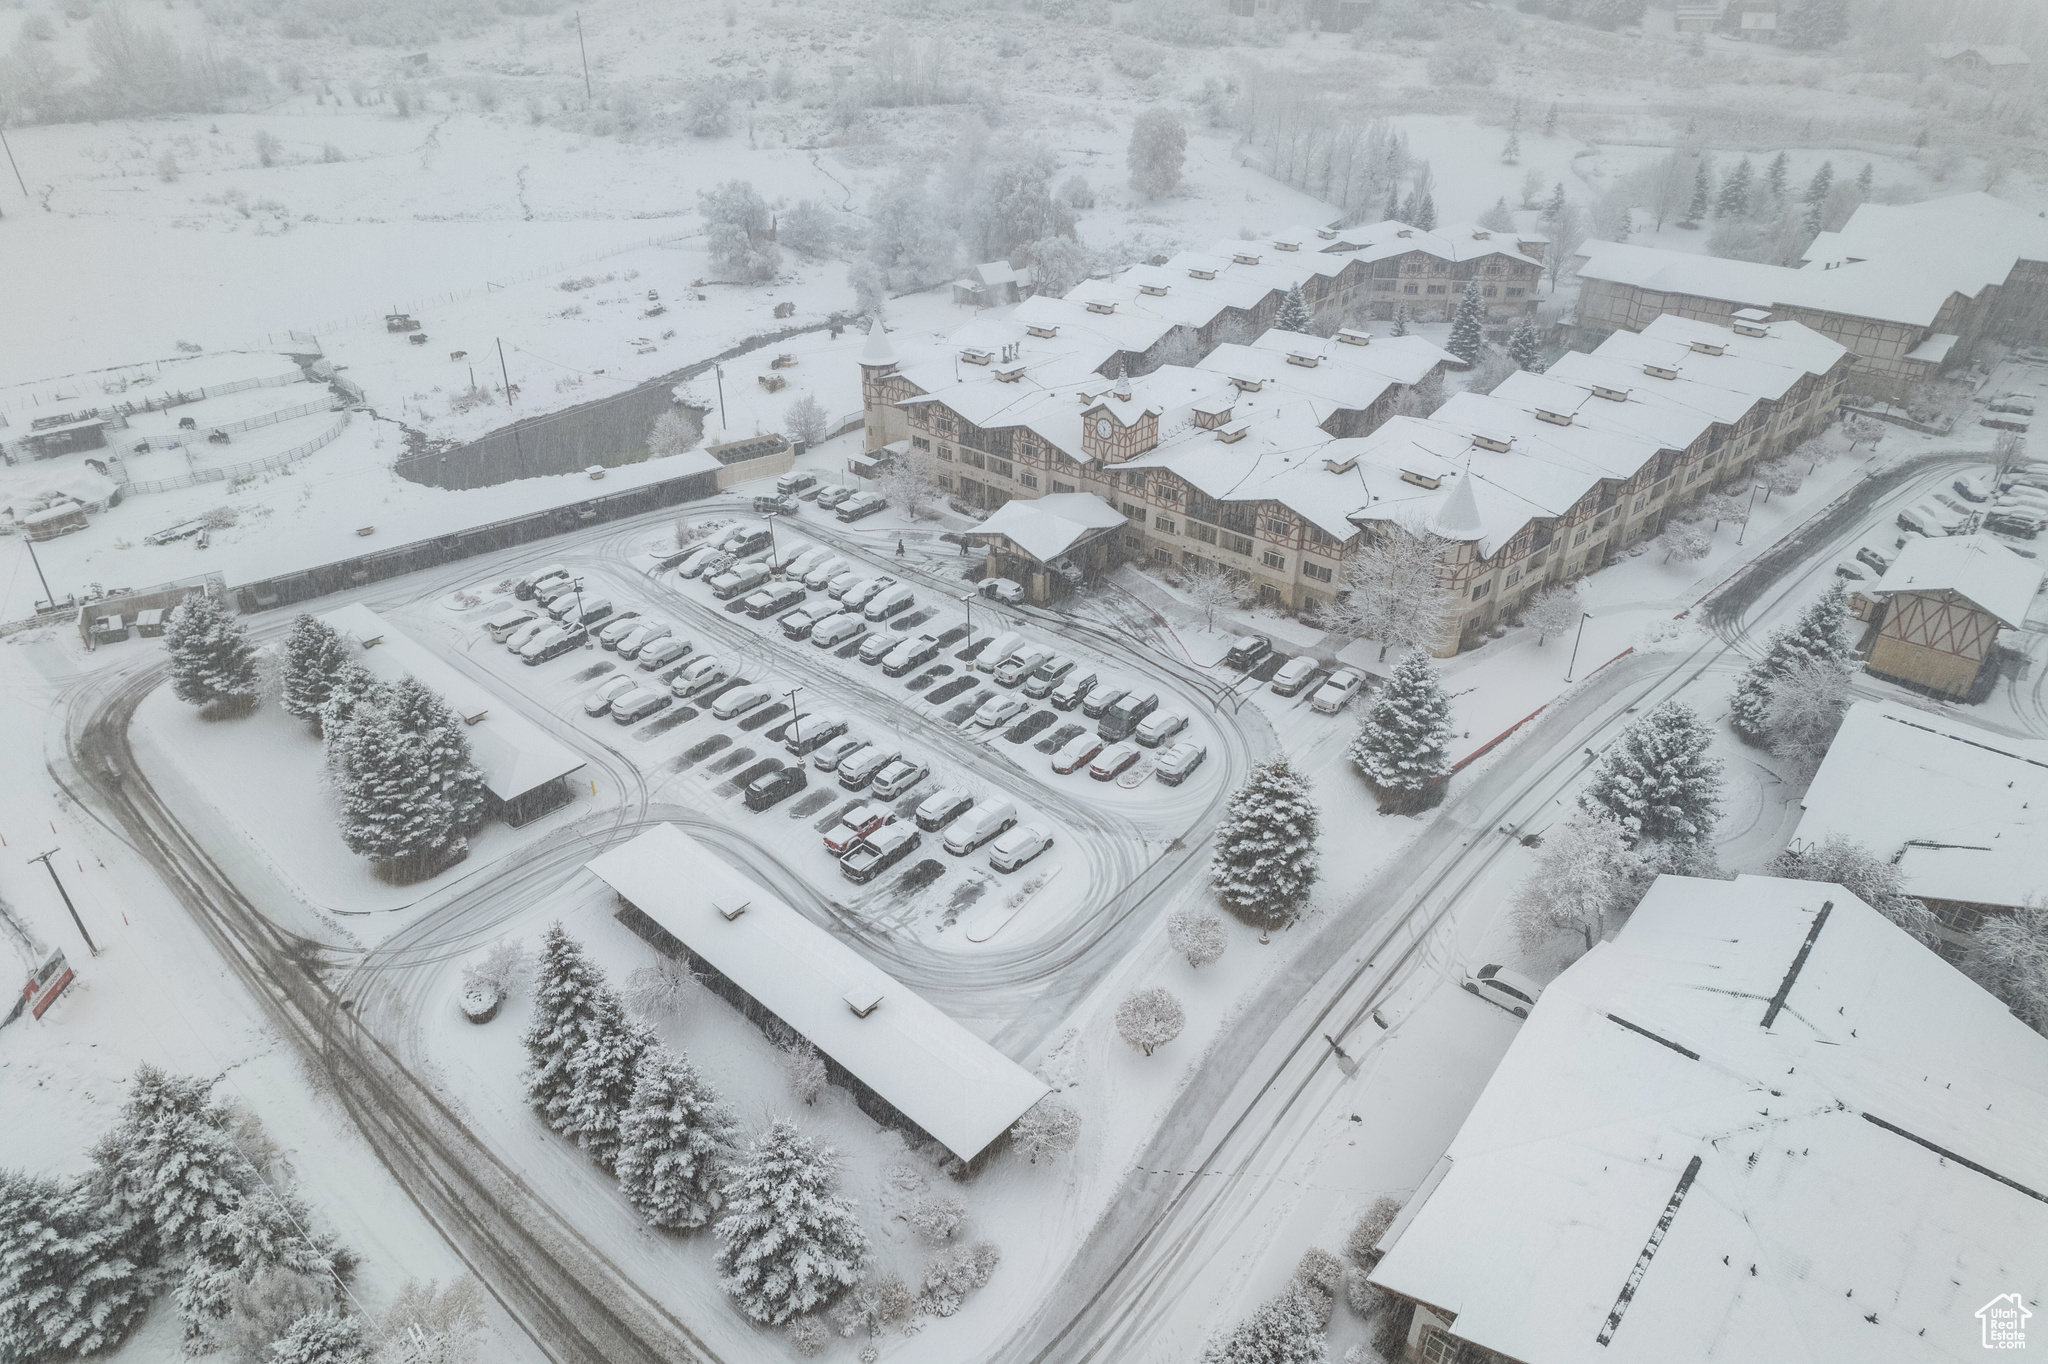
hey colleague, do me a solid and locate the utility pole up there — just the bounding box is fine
[715,365,727,430]
[496,337,515,409]
[1564,611,1593,682]
[0,123,25,198]
[576,13,593,108]
[784,686,803,766]
[1735,482,1765,546]
[22,533,56,612]
[29,850,98,957]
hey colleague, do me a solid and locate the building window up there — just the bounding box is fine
[1471,580,1492,600]
[1426,284,1448,295]
[1265,516,1290,536]
[1402,283,1419,295]
[1258,584,1282,605]
[1155,516,1177,534]
[1122,501,1144,521]
[1302,561,1333,582]
[1261,550,1286,570]
[1224,533,1255,557]
[1419,1325,1494,1364]
[935,444,952,461]
[960,448,983,468]
[1019,471,1038,489]
[1021,443,1038,459]
[1482,286,1497,298]
[932,417,954,435]
[1053,480,1075,494]
[1573,528,1588,545]
[1506,287,1525,298]
[1188,521,1217,545]
[935,472,954,491]
[1152,546,1172,563]
[1506,568,1521,586]
[912,436,931,451]
[990,459,1013,479]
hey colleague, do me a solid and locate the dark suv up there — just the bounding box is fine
[744,765,809,811]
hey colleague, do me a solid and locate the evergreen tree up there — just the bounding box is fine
[383,676,491,837]
[523,924,608,1134]
[1350,649,1454,813]
[1390,303,1411,337]
[1508,319,1543,372]
[1197,1289,1329,1364]
[1275,284,1311,333]
[1579,700,1723,846]
[562,988,655,1170]
[1716,156,1752,217]
[1382,184,1400,222]
[1478,196,1515,232]
[329,704,455,874]
[317,663,382,743]
[264,1308,368,1364]
[1729,584,1849,742]
[177,1188,349,1350]
[1855,161,1873,195]
[165,594,261,712]
[87,1065,252,1275]
[1209,758,1321,932]
[1783,0,1846,47]
[1541,181,1566,225]
[1413,192,1436,232]
[1501,132,1520,164]
[714,1122,870,1326]
[1445,280,1486,366]
[1684,160,1712,225]
[1803,160,1834,207]
[1764,151,1789,200]
[280,615,351,729]
[1543,102,1558,135]
[616,1047,742,1231]
[0,1170,150,1360]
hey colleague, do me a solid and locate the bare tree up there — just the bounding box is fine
[1179,560,1242,632]
[1510,810,1650,963]
[1645,150,1693,233]
[623,956,701,1020]
[461,939,530,1003]
[1008,1095,1080,1163]
[647,408,699,459]
[1963,899,2048,1036]
[1546,203,1587,294]
[786,392,829,447]
[1760,656,1852,777]
[1519,583,1583,645]
[1167,909,1226,968]
[1768,835,1939,945]
[374,1279,489,1364]
[877,455,942,521]
[1657,518,1712,564]
[1993,430,2027,482]
[1757,456,1803,500]
[1332,524,1452,660]
[1114,987,1185,1056]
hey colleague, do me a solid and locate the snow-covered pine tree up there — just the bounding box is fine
[317,663,382,743]
[87,1065,252,1274]
[1543,102,1558,135]
[1508,319,1542,372]
[714,1122,870,1325]
[1390,303,1410,337]
[1683,160,1711,226]
[1413,192,1436,232]
[1382,185,1400,222]
[616,1047,742,1231]
[177,1186,350,1350]
[264,1308,368,1364]
[523,924,609,1135]
[1478,196,1515,232]
[0,1170,150,1360]
[1716,156,1752,217]
[329,703,456,877]
[1209,759,1321,931]
[1349,649,1453,814]
[383,676,491,837]
[1197,1289,1329,1364]
[1445,280,1486,366]
[1275,284,1311,333]
[1856,161,1873,195]
[1728,583,1849,742]
[1803,160,1834,207]
[1500,132,1519,164]
[280,615,351,729]
[1541,181,1566,225]
[165,594,262,712]
[1578,700,1723,847]
[1764,151,1789,200]
[562,987,655,1170]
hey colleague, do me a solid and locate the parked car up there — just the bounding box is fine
[777,470,819,498]
[780,603,839,640]
[1050,670,1099,711]
[837,745,903,791]
[611,688,673,724]
[744,764,808,812]
[744,584,807,620]
[804,556,851,590]
[976,631,1026,675]
[1464,963,1544,1018]
[824,570,866,599]
[1051,732,1105,775]
[752,493,800,517]
[557,597,615,630]
[973,694,1030,729]
[515,563,570,599]
[535,575,583,607]
[1225,634,1273,669]
[1833,560,1867,581]
[811,735,868,772]
[1895,503,1957,538]
[836,491,888,522]
[841,576,895,611]
[783,547,831,580]
[485,606,538,642]
[715,526,775,559]
[504,619,549,654]
[1088,742,1142,781]
[765,538,812,571]
[943,798,1017,856]
[857,631,902,665]
[811,614,868,649]
[869,759,930,800]
[1953,474,1993,503]
[916,787,974,831]
[676,545,728,579]
[864,584,917,622]
[841,825,920,882]
[521,624,587,665]
[1135,709,1190,748]
[825,803,895,855]
[1021,655,1077,698]
[1097,690,1160,742]
[1854,546,1892,576]
[977,577,1025,604]
[1269,656,1319,697]
[582,675,640,716]
[616,621,672,659]
[1081,682,1129,719]
[785,715,849,756]
[711,685,773,721]
[637,636,693,671]
[669,655,732,697]
[988,824,1053,873]
[1154,740,1208,786]
[541,584,586,618]
[814,483,859,510]
[1986,509,2044,539]
[709,563,773,600]
[1311,669,1368,715]
[995,647,1055,688]
[881,634,942,677]
[597,611,646,648]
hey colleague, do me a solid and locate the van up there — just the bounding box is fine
[944,798,1018,856]
[777,470,819,498]
[864,584,917,622]
[709,563,772,600]
[557,597,614,629]
[976,631,1025,674]
[1269,656,1319,697]
[515,564,569,599]
[485,607,537,642]
[1097,690,1160,742]
[995,647,1053,687]
[1050,670,1098,711]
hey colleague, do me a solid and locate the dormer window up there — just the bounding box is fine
[1228,375,1264,393]
[1535,408,1573,426]
[1734,321,1768,338]
[1396,229,1413,238]
[1689,340,1725,356]
[1085,300,1116,315]
[960,348,992,366]
[1592,385,1629,402]
[1473,432,1514,453]
[1317,227,1338,240]
[1400,469,1441,489]
[1471,230,1490,240]
[1274,240,1300,252]
[1216,422,1249,444]
[1285,352,1320,368]
[1232,252,1260,265]
[1188,267,1216,280]
[993,364,1024,383]
[1139,282,1169,296]
[1337,329,1371,346]
[1644,363,1678,380]
[1026,323,1058,338]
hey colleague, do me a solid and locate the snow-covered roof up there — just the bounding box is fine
[1869,533,2043,626]
[977,491,1127,562]
[1370,872,2048,1364]
[1792,700,2048,910]
[318,604,585,803]
[1926,42,2030,66]
[858,319,898,368]
[584,825,1049,1163]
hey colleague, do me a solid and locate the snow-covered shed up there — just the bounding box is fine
[1791,700,2048,956]
[587,825,1048,1167]
[1926,42,2032,81]
[1369,873,2048,1364]
[1862,534,2042,701]
[976,492,1128,601]
[952,261,1035,308]
[317,604,584,826]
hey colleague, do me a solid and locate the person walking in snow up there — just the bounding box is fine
[896,538,906,557]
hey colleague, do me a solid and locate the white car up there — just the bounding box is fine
[504,619,548,654]
[1463,963,1544,1018]
[972,694,1030,729]
[1134,709,1189,748]
[804,556,851,590]
[596,612,646,648]
[582,674,640,716]
[670,655,731,697]
[675,544,728,578]
[988,823,1053,873]
[615,621,672,658]
[811,614,868,648]
[978,577,1025,604]
[711,685,773,721]
[1310,668,1367,715]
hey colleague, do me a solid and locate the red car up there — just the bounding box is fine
[1051,732,1105,775]
[824,803,895,856]
[1089,742,1141,781]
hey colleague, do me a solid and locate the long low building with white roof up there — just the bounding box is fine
[1367,872,2048,1364]
[586,824,1050,1168]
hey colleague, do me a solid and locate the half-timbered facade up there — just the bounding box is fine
[1862,534,2042,700]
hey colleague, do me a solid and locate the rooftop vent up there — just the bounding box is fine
[1274,239,1301,252]
[1689,340,1725,356]
[1323,454,1359,474]
[714,898,750,921]
[1025,323,1059,338]
[1337,328,1372,346]
[993,364,1025,383]
[1396,228,1414,238]
[1471,230,1491,240]
[1232,252,1261,266]
[845,985,884,1018]
[1644,363,1679,381]
[1317,227,1338,240]
[1188,267,1217,280]
[1228,375,1265,393]
[1216,422,1250,444]
[960,348,993,366]
[1138,282,1170,296]
[1085,300,1117,315]
[1535,408,1574,427]
[1285,352,1321,368]
[1592,384,1630,402]
[1473,432,1514,454]
[1400,469,1442,490]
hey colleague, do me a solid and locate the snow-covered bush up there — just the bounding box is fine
[1197,1289,1327,1363]
[1008,1095,1080,1164]
[1766,835,1938,945]
[1964,901,2048,1036]
[1656,517,1712,564]
[779,199,837,259]
[1128,107,1187,198]
[1060,172,1096,209]
[780,1042,828,1106]
[830,1274,915,1340]
[215,1269,339,1362]
[647,408,699,459]
[1114,987,1186,1056]
[1426,41,1497,85]
[1168,909,1226,968]
[905,1191,966,1244]
[920,1242,1000,1317]
[372,1278,488,1364]
[687,84,733,136]
[1345,1196,1400,1268]
[623,955,700,1020]
[788,1315,831,1357]
[1291,1248,1344,1328]
[714,1122,870,1325]
[1210,759,1320,929]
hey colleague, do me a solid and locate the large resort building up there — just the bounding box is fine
[860,231,1851,651]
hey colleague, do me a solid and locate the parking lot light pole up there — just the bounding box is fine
[764,513,780,571]
[1564,611,1593,682]
[1735,483,1766,546]
[961,592,973,641]
[784,687,803,767]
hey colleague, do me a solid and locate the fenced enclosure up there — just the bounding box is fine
[117,412,350,495]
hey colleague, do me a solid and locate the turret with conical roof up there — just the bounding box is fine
[859,319,903,452]
[859,317,898,370]
[1432,464,1484,542]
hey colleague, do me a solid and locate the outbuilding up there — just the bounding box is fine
[975,492,1129,603]
[1861,533,2042,701]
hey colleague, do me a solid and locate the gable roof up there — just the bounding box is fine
[977,491,1126,562]
[1870,533,2043,626]
[1369,873,2048,1364]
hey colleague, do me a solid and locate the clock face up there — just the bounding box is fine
[1095,418,1112,438]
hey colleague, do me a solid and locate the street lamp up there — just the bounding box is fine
[566,575,593,648]
[961,591,974,641]
[784,686,804,767]
[763,512,780,572]
[22,534,58,613]
[1735,482,1766,546]
[1564,611,1593,682]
